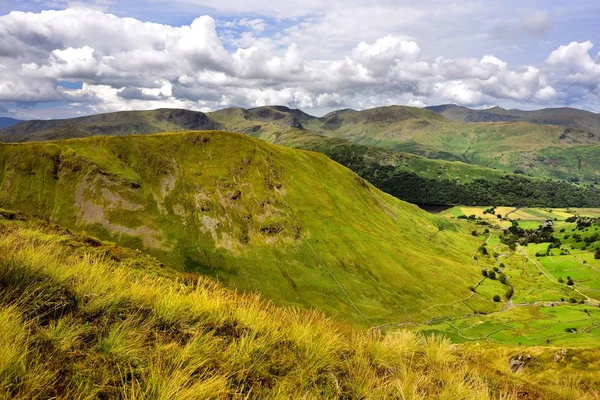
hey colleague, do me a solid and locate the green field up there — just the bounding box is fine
[399,207,600,347]
[418,305,600,347]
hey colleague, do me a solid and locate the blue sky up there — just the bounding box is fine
[1,0,599,119]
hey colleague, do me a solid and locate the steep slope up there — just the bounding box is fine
[2,213,587,399]
[207,116,600,207]
[428,104,600,135]
[0,117,23,129]
[0,131,488,326]
[279,130,600,207]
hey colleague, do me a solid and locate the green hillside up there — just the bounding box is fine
[303,105,600,182]
[4,106,600,206]
[3,212,595,399]
[0,109,218,142]
[0,131,490,327]
[428,104,600,135]
[209,122,600,208]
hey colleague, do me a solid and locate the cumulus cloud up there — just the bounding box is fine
[0,7,597,118]
[546,41,600,85]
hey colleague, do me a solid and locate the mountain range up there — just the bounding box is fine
[3,104,600,207]
[427,104,600,134]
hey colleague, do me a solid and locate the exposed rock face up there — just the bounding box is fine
[154,109,214,130]
[508,354,532,372]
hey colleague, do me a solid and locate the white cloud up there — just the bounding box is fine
[223,18,268,32]
[0,7,597,118]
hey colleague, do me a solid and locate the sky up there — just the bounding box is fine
[0,0,599,119]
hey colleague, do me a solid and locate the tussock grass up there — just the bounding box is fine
[0,218,595,399]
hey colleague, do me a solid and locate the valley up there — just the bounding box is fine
[0,107,600,399]
[3,210,598,399]
[2,127,599,348]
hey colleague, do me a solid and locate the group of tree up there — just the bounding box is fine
[321,145,600,207]
[501,221,559,250]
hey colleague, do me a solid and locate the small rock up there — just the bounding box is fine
[554,349,568,362]
[509,354,532,372]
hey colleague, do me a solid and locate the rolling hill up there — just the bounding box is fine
[0,131,490,327]
[428,104,600,135]
[4,107,600,207]
[300,105,600,182]
[8,104,600,183]
[0,109,216,142]
[209,107,600,207]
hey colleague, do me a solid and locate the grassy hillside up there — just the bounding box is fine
[3,213,596,399]
[0,109,218,142]
[302,105,600,181]
[212,108,600,207]
[428,104,600,135]
[263,129,600,207]
[0,131,491,327]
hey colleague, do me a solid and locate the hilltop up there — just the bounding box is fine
[0,109,217,142]
[0,131,488,326]
[299,105,600,182]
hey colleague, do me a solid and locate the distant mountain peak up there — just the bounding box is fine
[0,117,24,129]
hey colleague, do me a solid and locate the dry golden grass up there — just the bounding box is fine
[0,217,597,399]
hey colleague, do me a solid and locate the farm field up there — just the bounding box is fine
[399,206,600,347]
[441,205,600,221]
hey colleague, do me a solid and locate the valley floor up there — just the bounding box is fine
[395,206,600,348]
